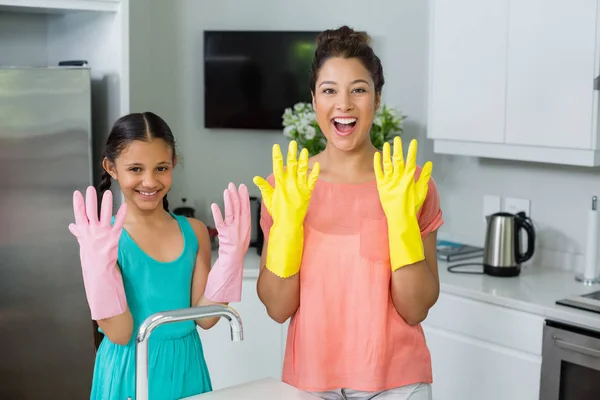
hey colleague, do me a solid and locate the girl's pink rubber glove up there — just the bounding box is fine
[204,182,251,303]
[68,186,128,321]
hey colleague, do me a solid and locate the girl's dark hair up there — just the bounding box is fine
[309,25,385,96]
[97,111,176,212]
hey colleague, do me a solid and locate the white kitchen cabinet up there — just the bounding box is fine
[427,0,600,166]
[422,292,543,400]
[422,326,542,400]
[197,279,286,391]
[427,0,508,144]
[505,0,597,150]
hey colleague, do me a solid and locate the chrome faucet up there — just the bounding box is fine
[131,305,243,400]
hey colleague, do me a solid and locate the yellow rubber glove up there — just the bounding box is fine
[374,136,432,271]
[253,140,320,278]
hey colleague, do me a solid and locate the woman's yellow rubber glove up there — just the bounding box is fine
[374,136,432,271]
[253,140,320,278]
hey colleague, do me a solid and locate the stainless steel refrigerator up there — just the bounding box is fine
[0,67,98,398]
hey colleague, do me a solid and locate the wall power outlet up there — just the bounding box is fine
[503,197,531,217]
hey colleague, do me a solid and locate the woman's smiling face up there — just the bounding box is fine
[312,57,380,152]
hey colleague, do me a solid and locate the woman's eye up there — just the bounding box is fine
[322,88,335,94]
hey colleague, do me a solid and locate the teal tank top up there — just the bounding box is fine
[118,212,199,340]
[92,213,213,399]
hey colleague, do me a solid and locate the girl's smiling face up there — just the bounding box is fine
[103,138,175,213]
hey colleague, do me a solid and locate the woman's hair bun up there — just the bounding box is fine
[316,25,371,48]
[309,25,384,95]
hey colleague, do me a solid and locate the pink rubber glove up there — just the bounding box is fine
[204,182,251,303]
[68,186,128,320]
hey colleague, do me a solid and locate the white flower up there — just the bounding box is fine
[304,125,316,139]
[283,125,294,138]
[300,113,312,127]
[294,102,306,113]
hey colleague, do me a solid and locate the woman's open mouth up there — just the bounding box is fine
[332,117,358,137]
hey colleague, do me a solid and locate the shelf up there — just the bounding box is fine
[0,0,119,13]
[433,140,600,167]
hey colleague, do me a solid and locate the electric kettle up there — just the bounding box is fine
[483,211,536,277]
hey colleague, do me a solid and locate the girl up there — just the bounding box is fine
[253,26,443,400]
[68,112,251,400]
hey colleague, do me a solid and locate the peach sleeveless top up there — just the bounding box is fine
[260,166,444,392]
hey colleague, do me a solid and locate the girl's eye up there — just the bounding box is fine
[129,167,141,172]
[157,166,169,172]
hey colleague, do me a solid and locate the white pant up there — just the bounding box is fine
[309,383,432,400]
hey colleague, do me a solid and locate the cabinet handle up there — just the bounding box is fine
[554,336,600,358]
[595,75,600,90]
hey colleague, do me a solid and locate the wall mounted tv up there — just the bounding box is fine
[203,30,320,130]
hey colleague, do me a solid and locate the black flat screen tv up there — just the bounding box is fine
[204,30,320,130]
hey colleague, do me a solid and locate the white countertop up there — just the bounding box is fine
[435,258,600,330]
[181,378,318,399]
[221,249,600,330]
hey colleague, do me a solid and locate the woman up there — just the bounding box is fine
[253,26,443,400]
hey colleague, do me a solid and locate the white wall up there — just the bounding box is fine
[0,12,48,66]
[130,0,600,272]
